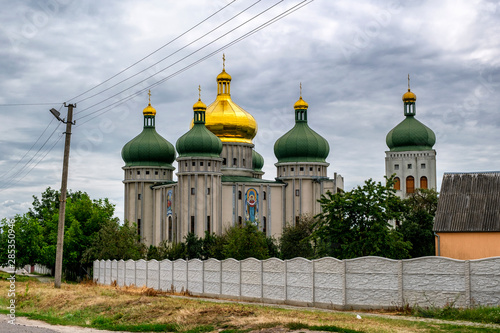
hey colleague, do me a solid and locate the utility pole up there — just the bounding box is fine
[51,103,75,288]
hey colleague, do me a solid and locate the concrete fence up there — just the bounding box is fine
[93,256,500,310]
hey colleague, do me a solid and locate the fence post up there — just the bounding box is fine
[398,260,404,306]
[342,260,346,308]
[465,260,471,308]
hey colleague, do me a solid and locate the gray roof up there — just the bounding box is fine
[434,172,500,232]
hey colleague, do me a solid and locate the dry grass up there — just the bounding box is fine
[0,276,496,333]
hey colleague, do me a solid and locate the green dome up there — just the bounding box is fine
[176,99,223,158]
[252,150,264,171]
[122,122,176,167]
[274,97,329,163]
[386,115,436,151]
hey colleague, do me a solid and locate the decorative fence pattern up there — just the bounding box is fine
[93,256,500,310]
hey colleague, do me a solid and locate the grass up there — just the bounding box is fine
[412,304,500,324]
[0,274,499,332]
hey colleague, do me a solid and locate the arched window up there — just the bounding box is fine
[394,177,401,190]
[420,176,428,189]
[406,176,415,194]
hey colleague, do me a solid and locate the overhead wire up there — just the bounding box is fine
[69,0,237,103]
[74,0,262,107]
[75,0,313,126]
[75,0,287,121]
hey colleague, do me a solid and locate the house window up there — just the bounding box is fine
[138,193,142,200]
[407,164,412,169]
[420,176,428,189]
[238,191,242,200]
[394,164,399,170]
[263,191,267,200]
[295,189,300,196]
[406,176,415,194]
[190,216,195,234]
[206,216,211,234]
[421,163,426,169]
[191,188,196,195]
[263,216,267,234]
[394,177,401,191]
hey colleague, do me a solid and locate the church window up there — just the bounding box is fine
[137,171,140,175]
[263,217,267,234]
[394,177,401,190]
[208,162,211,167]
[263,191,267,200]
[295,189,300,196]
[420,176,428,189]
[191,188,196,195]
[318,167,321,171]
[407,164,412,169]
[192,161,196,166]
[291,167,294,172]
[233,158,237,166]
[206,216,211,234]
[190,216,195,233]
[155,171,158,175]
[138,193,142,200]
[207,188,211,195]
[406,176,415,194]
[137,219,141,236]
[200,161,204,166]
[310,167,313,171]
[238,216,242,226]
[300,167,304,171]
[242,159,246,167]
[168,217,173,242]
[163,172,166,176]
[295,216,299,224]
[223,158,226,165]
[238,191,242,200]
[421,163,426,169]
[394,164,399,170]
[130,171,132,175]
[185,162,188,167]
[146,171,150,175]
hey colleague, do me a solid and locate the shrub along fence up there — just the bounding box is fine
[93,256,500,310]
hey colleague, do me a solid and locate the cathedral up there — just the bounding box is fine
[121,58,344,246]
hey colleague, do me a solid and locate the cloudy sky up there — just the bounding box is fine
[1,0,499,220]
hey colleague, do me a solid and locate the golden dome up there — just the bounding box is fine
[193,98,207,111]
[143,90,156,116]
[294,96,309,109]
[402,89,417,103]
[190,56,257,144]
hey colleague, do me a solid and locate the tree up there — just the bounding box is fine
[314,177,411,259]
[279,215,317,259]
[0,214,43,269]
[222,222,269,260]
[398,189,438,258]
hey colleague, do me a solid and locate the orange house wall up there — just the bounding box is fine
[435,232,500,260]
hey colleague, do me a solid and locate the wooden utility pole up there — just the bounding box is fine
[53,103,75,288]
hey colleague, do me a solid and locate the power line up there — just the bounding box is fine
[69,0,237,103]
[74,0,262,106]
[75,0,312,126]
[0,103,62,106]
[75,0,286,120]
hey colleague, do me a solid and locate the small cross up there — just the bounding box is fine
[198,85,201,100]
[408,74,410,91]
[300,82,302,98]
[223,53,225,70]
[148,89,151,104]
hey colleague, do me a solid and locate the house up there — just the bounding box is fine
[433,172,500,259]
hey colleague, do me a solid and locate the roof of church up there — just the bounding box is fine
[434,172,500,232]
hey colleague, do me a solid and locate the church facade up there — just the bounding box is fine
[121,60,344,246]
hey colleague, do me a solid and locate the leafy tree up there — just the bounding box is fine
[222,222,269,260]
[184,232,203,260]
[398,189,438,258]
[0,214,43,269]
[83,219,146,262]
[279,215,317,259]
[314,177,411,259]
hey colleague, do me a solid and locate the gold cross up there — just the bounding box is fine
[300,82,302,98]
[223,53,225,70]
[198,85,201,100]
[408,74,410,91]
[148,89,151,104]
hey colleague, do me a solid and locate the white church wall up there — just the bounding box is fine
[94,256,500,310]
